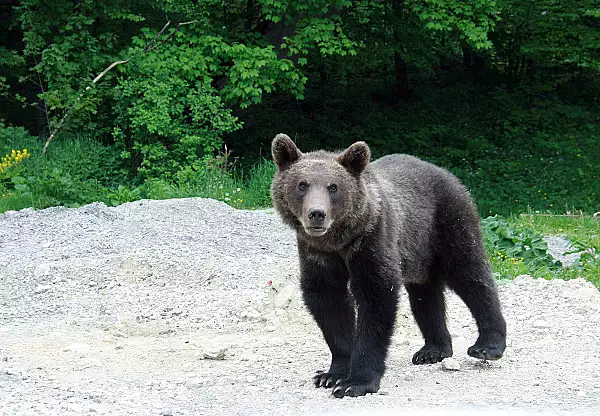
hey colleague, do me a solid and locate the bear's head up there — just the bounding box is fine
[270,133,371,238]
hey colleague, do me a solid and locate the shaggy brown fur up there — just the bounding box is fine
[270,133,506,398]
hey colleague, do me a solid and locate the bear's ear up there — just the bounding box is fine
[337,141,371,175]
[272,133,302,170]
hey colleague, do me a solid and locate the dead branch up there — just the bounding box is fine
[41,19,198,155]
[146,20,198,53]
[143,20,171,53]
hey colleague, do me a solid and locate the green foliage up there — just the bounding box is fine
[482,215,560,275]
[502,214,600,288]
[113,29,242,180]
[565,237,600,284]
[410,0,500,50]
[0,126,127,210]
[493,0,600,75]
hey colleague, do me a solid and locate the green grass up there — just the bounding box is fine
[137,159,275,210]
[487,214,600,289]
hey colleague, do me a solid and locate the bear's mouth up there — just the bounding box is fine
[305,226,328,237]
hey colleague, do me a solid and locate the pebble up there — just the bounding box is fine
[187,378,204,388]
[265,325,276,332]
[203,347,227,360]
[441,357,461,371]
[64,343,92,354]
[274,285,296,309]
[242,308,261,320]
[533,319,550,329]
[246,375,257,383]
[160,409,173,416]
[34,263,51,278]
[378,388,389,395]
[34,285,52,295]
[89,403,110,413]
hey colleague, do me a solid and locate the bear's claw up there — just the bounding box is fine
[412,344,452,365]
[332,378,379,398]
[313,370,346,388]
[467,344,503,360]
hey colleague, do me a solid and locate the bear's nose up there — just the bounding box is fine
[308,207,326,222]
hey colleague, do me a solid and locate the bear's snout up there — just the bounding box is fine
[308,207,327,222]
[303,205,331,237]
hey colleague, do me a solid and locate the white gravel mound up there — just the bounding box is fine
[1,198,599,416]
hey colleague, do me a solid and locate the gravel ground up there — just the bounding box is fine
[1,198,599,416]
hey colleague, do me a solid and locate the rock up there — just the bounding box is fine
[89,403,110,413]
[240,308,261,321]
[187,378,204,388]
[159,409,173,416]
[274,285,296,309]
[203,347,227,360]
[246,375,257,383]
[265,325,276,332]
[34,263,51,278]
[64,343,92,354]
[378,388,389,395]
[116,313,138,326]
[568,286,599,301]
[441,357,461,371]
[533,319,549,329]
[34,284,52,295]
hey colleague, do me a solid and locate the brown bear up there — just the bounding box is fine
[270,133,507,398]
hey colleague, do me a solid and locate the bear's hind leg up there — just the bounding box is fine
[445,262,507,360]
[405,280,453,364]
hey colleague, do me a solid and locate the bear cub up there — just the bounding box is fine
[270,134,507,398]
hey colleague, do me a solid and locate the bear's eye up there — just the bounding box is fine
[298,182,308,191]
[328,184,338,193]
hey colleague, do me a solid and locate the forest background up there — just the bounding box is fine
[1,1,599,285]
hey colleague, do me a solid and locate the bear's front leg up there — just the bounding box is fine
[332,250,399,398]
[298,245,355,389]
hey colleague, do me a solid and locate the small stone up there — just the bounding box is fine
[187,378,204,388]
[274,285,296,309]
[378,388,389,395]
[533,319,549,329]
[89,403,110,413]
[243,308,261,320]
[203,347,227,360]
[68,403,83,412]
[34,285,52,295]
[246,375,257,383]
[34,263,51,278]
[160,409,173,416]
[88,281,98,287]
[441,357,461,371]
[64,343,91,354]
[265,325,276,332]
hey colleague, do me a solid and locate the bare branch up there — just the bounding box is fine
[143,20,171,53]
[146,20,198,53]
[90,59,130,86]
[41,19,198,155]
[42,58,130,155]
[33,55,52,138]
